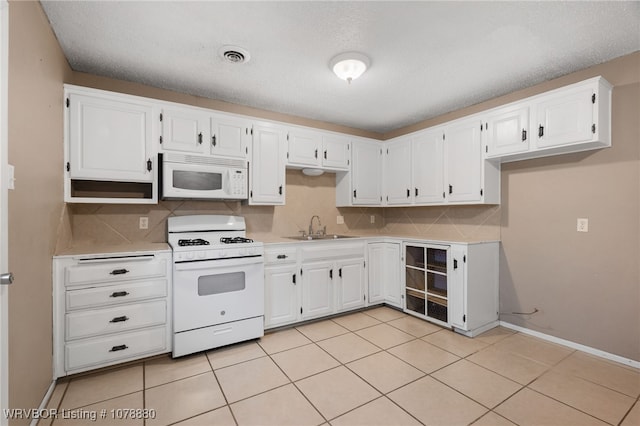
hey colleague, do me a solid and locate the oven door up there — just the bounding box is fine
[173,256,264,333]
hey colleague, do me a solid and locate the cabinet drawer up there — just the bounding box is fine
[264,247,297,265]
[301,243,364,262]
[66,279,167,310]
[66,258,166,286]
[65,326,167,372]
[65,301,166,341]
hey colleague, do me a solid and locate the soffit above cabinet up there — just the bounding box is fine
[40,1,640,134]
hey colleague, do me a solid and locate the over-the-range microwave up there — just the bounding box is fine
[159,153,248,200]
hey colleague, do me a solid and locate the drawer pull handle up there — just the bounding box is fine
[109,316,129,323]
[109,344,128,352]
[109,291,129,298]
[277,254,288,259]
[109,269,130,275]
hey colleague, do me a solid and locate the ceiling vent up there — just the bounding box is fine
[219,45,251,64]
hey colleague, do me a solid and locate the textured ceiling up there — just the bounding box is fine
[40,1,640,134]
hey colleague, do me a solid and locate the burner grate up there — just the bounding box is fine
[220,237,254,244]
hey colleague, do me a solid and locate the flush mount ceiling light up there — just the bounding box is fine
[330,52,370,84]
[219,45,251,64]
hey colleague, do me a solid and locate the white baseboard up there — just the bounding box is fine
[500,321,640,370]
[30,380,56,426]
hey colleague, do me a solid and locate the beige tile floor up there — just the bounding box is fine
[43,307,640,426]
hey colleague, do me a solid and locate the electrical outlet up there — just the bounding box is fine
[139,217,149,230]
[577,218,588,232]
[336,215,344,225]
[370,215,375,224]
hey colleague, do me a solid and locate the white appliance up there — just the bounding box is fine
[168,215,264,357]
[160,153,248,200]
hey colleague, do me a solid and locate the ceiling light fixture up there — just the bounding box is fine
[329,52,370,84]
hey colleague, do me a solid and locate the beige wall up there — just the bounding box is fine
[7,0,72,421]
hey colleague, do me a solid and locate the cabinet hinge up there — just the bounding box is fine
[292,274,296,284]
[364,294,366,301]
[159,113,163,122]
[386,148,389,154]
[159,135,163,144]
[250,190,253,198]
[286,152,289,159]
[65,98,69,108]
[147,159,152,172]
[463,314,466,323]
[300,268,303,276]
[66,162,70,172]
[380,148,382,155]
[442,133,445,141]
[485,145,488,153]
[300,307,303,314]
[463,255,466,263]
[246,147,248,154]
[348,159,350,165]
[251,127,254,135]
[286,132,289,141]
[480,188,483,196]
[592,124,596,134]
[592,93,596,104]
[363,261,366,268]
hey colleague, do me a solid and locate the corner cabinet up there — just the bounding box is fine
[402,241,499,336]
[336,138,383,207]
[53,249,172,377]
[249,122,287,205]
[65,85,157,204]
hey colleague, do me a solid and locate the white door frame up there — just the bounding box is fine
[0,0,10,424]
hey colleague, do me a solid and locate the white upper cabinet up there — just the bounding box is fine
[160,106,210,154]
[287,129,350,170]
[485,104,530,158]
[484,76,612,163]
[413,128,445,204]
[384,137,413,205]
[444,117,483,203]
[287,128,322,167]
[351,139,383,205]
[210,113,251,159]
[249,122,287,205]
[321,134,350,170]
[67,92,154,183]
[534,83,600,149]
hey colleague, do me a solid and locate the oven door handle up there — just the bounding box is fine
[174,256,263,271]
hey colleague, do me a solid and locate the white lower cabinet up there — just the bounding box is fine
[53,250,172,378]
[301,261,334,320]
[335,258,367,312]
[367,242,401,307]
[402,240,498,336]
[264,263,299,328]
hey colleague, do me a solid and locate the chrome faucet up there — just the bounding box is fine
[308,215,326,237]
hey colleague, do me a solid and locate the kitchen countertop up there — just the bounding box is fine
[54,242,171,257]
[254,233,500,245]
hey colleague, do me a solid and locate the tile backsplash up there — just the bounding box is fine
[57,169,500,252]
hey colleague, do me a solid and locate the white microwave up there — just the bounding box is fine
[160,153,248,200]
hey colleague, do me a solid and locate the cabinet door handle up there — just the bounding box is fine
[353,189,357,198]
[109,291,129,298]
[324,150,327,159]
[198,132,203,144]
[406,189,410,198]
[522,129,527,141]
[147,159,152,172]
[538,125,544,138]
[109,269,129,276]
[109,316,129,323]
[449,184,453,194]
[339,268,342,278]
[329,269,333,279]
[277,254,288,259]
[415,188,419,197]
[212,135,217,146]
[109,344,128,352]
[292,274,296,284]
[454,259,458,270]
[278,185,283,195]
[314,149,318,159]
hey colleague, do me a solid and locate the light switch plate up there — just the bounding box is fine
[336,215,344,225]
[139,217,149,230]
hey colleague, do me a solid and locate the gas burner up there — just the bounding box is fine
[178,238,210,247]
[220,237,254,244]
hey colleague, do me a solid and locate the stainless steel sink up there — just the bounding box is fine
[284,234,356,241]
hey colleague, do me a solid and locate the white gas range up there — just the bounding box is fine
[167,215,264,357]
